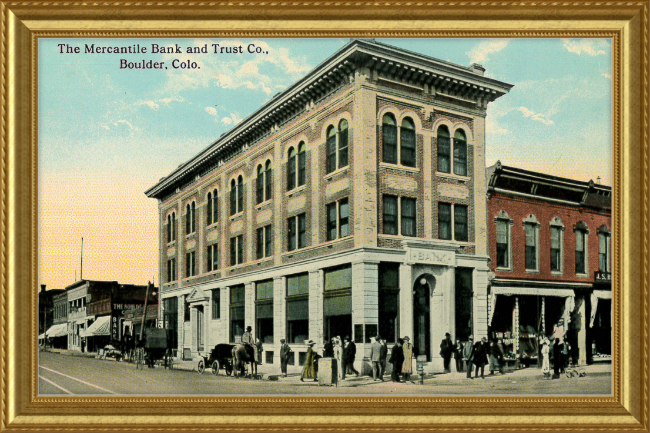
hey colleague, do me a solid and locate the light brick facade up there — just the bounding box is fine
[146,40,512,374]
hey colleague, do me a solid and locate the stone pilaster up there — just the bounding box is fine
[223,287,230,343]
[273,276,286,366]
[190,307,198,352]
[399,263,413,342]
[473,268,490,340]
[473,115,488,256]
[577,295,587,366]
[245,282,255,336]
[308,270,323,344]
[177,294,185,352]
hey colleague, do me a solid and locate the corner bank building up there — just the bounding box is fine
[146,39,513,373]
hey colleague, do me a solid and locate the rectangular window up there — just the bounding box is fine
[599,234,609,272]
[230,235,243,266]
[339,198,349,238]
[453,138,467,176]
[265,225,273,258]
[378,262,399,344]
[287,273,309,296]
[286,273,309,344]
[383,195,398,235]
[230,285,245,343]
[288,155,297,191]
[551,227,561,272]
[256,280,274,343]
[326,133,337,174]
[324,265,352,292]
[525,224,537,270]
[438,136,451,173]
[383,124,398,164]
[212,289,220,320]
[576,230,586,274]
[298,213,307,249]
[207,244,219,272]
[167,258,176,282]
[288,217,297,251]
[400,127,416,167]
[256,227,264,260]
[496,221,509,268]
[212,195,218,224]
[184,299,190,322]
[401,197,416,237]
[172,214,176,241]
[326,202,337,241]
[185,252,195,278]
[438,203,452,240]
[454,205,468,242]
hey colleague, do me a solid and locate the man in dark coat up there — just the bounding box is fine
[439,332,454,373]
[472,337,489,379]
[342,336,359,379]
[389,338,405,382]
[279,338,292,377]
[323,338,334,358]
[379,338,388,380]
[553,338,562,378]
[454,339,464,373]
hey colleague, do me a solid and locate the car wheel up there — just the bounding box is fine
[212,360,220,375]
[198,359,205,374]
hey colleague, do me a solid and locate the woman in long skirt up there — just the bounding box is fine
[333,337,343,381]
[541,338,550,378]
[300,340,317,382]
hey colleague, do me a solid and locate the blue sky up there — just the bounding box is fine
[38,38,612,289]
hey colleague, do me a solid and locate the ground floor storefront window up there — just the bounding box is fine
[378,263,399,343]
[230,285,245,343]
[163,297,178,350]
[324,265,352,341]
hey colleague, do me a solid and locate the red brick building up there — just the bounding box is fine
[146,39,513,373]
[486,162,612,367]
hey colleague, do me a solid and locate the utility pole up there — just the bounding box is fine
[139,281,152,341]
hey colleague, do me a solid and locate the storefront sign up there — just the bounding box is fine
[407,248,455,266]
[113,303,143,310]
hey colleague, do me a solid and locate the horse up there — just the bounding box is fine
[231,344,255,378]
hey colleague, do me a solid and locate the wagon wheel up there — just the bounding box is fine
[225,362,233,376]
[212,360,220,375]
[198,358,205,374]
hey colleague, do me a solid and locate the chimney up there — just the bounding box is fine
[596,176,601,185]
[470,63,486,76]
[40,284,46,293]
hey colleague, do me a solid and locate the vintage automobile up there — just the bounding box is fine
[197,343,234,375]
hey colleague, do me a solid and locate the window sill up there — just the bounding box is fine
[255,200,273,211]
[185,233,196,241]
[576,273,589,278]
[166,241,177,247]
[206,222,219,230]
[251,257,274,266]
[286,186,306,197]
[551,271,564,276]
[525,269,540,274]
[182,275,200,281]
[379,162,419,173]
[324,166,349,181]
[227,262,248,271]
[495,267,512,272]
[229,212,244,222]
[436,172,471,182]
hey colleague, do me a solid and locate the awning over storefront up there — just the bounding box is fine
[83,315,111,337]
[488,286,576,325]
[593,290,612,299]
[45,323,68,338]
[590,290,612,327]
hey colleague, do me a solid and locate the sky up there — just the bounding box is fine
[38,38,613,290]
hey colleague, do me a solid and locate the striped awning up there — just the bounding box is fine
[45,323,68,338]
[83,315,111,337]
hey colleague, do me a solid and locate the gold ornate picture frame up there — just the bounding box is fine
[3,2,648,431]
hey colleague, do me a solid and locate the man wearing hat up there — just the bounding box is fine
[342,335,359,379]
[279,338,292,377]
[369,336,383,381]
[463,335,474,378]
[440,332,454,373]
[241,326,254,360]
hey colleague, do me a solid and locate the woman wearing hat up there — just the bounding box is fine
[300,340,317,382]
[541,337,550,378]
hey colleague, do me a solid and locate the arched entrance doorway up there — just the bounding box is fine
[413,275,434,361]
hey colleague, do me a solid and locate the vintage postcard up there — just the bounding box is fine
[37,37,613,397]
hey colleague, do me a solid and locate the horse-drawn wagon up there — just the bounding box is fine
[135,328,173,370]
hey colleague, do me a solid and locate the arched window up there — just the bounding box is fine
[453,129,467,176]
[237,175,244,213]
[167,214,172,243]
[326,126,337,174]
[186,202,196,235]
[207,189,218,225]
[230,179,237,216]
[171,212,176,241]
[574,221,589,275]
[400,117,416,167]
[597,225,611,273]
[256,165,264,205]
[338,120,349,168]
[523,214,540,271]
[265,160,273,201]
[382,113,397,164]
[287,147,297,191]
[437,126,451,173]
[297,142,306,187]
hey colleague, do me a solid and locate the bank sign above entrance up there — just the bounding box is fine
[407,248,455,266]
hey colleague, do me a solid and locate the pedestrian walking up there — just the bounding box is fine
[454,340,464,372]
[300,340,317,382]
[440,332,453,373]
[81,338,86,353]
[379,338,388,380]
[253,337,262,376]
[370,336,383,381]
[553,338,561,378]
[489,339,504,375]
[541,338,550,378]
[333,337,343,381]
[279,338,292,377]
[463,336,474,378]
[389,338,405,382]
[402,336,414,382]
[342,336,359,379]
[472,337,489,379]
